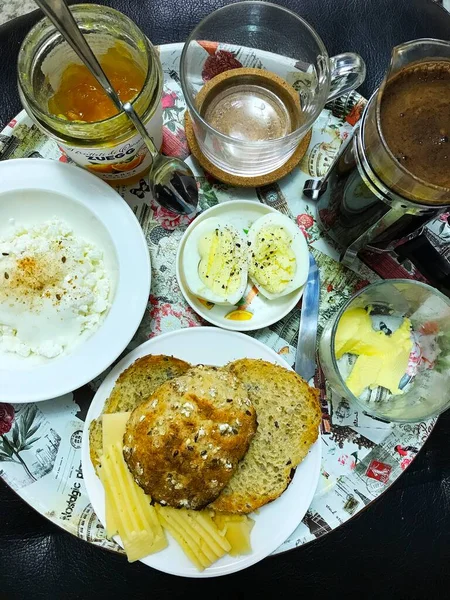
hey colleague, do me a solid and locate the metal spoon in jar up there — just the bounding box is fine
[34,0,198,215]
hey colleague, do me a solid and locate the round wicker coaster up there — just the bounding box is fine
[185,112,312,188]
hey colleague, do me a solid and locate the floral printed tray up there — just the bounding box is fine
[0,43,442,557]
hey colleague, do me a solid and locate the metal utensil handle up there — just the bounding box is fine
[34,0,158,159]
[295,253,320,382]
[122,102,158,159]
[303,125,358,201]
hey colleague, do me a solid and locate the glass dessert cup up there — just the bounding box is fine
[319,279,450,422]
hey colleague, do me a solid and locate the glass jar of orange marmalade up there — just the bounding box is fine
[18,4,163,186]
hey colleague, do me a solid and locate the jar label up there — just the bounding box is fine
[58,102,163,182]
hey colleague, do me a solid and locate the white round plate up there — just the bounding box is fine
[82,327,321,578]
[0,159,150,403]
[176,201,308,331]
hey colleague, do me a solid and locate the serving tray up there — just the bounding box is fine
[0,42,441,558]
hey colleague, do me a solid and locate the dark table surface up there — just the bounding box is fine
[1,1,450,598]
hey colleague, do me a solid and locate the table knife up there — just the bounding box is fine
[294,253,320,382]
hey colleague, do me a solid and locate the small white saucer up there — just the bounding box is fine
[176,200,307,331]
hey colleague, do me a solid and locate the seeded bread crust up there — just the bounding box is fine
[89,355,191,475]
[209,359,321,514]
[123,365,257,510]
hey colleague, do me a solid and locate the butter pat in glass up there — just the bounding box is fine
[319,280,450,422]
[334,308,413,397]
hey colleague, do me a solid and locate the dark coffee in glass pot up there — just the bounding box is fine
[312,39,450,267]
[380,61,450,190]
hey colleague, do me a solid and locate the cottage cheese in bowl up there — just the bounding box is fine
[0,158,151,403]
[0,218,111,358]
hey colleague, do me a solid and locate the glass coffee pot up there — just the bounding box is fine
[308,39,450,267]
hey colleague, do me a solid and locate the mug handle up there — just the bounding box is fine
[327,53,366,101]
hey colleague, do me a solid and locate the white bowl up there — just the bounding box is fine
[176,200,307,331]
[0,159,150,403]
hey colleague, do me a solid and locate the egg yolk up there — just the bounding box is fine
[48,44,145,123]
[249,225,295,294]
[198,228,243,298]
[225,309,253,321]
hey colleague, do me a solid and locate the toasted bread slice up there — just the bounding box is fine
[209,359,321,514]
[89,355,191,475]
[123,365,257,509]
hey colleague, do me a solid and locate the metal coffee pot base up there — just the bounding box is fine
[305,123,447,268]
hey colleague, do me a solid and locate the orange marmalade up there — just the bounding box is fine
[18,5,163,186]
[48,46,145,123]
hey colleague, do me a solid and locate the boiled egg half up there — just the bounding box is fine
[247,213,308,299]
[183,218,248,305]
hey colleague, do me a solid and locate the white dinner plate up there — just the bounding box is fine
[176,201,308,331]
[82,327,321,578]
[0,159,150,402]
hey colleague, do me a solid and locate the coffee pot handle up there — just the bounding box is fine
[328,53,366,101]
[303,125,358,201]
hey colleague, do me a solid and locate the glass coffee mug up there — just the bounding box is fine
[180,1,365,178]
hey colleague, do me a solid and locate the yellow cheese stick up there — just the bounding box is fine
[101,412,131,537]
[102,446,155,542]
[225,521,253,556]
[110,444,166,549]
[123,530,156,563]
[158,507,212,568]
[102,412,131,449]
[146,531,168,554]
[131,482,165,543]
[101,451,140,540]
[104,444,143,534]
[110,443,152,534]
[166,510,218,563]
[156,507,207,570]
[146,504,165,540]
[212,513,255,556]
[102,413,165,545]
[101,450,168,560]
[214,513,247,524]
[98,462,120,538]
[102,414,143,533]
[100,414,168,560]
[191,511,232,553]
[186,512,228,558]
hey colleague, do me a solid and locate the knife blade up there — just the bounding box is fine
[294,253,320,383]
